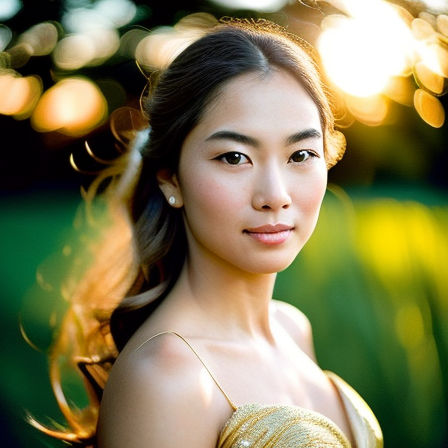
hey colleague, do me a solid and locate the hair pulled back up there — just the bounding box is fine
[34,18,345,446]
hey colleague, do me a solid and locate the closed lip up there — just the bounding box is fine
[244,224,294,233]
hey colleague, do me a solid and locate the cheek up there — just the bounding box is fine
[293,169,327,214]
[180,167,244,226]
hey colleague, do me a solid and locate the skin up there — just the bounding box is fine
[97,69,355,448]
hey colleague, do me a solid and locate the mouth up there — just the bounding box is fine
[243,224,294,245]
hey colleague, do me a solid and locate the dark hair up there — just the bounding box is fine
[33,18,345,446]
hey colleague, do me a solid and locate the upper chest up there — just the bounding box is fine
[196,335,354,444]
[201,333,327,405]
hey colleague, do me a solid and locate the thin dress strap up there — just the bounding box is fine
[135,330,237,411]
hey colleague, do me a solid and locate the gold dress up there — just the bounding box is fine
[217,371,382,448]
[140,332,383,448]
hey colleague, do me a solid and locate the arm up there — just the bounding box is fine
[273,299,317,362]
[97,333,226,448]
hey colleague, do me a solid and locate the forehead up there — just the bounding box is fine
[188,69,322,143]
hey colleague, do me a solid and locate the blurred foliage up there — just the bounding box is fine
[276,186,448,448]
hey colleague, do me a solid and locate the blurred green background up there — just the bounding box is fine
[1,0,448,447]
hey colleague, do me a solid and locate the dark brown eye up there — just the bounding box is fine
[290,150,312,163]
[219,152,248,165]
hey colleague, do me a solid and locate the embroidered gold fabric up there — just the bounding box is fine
[217,372,383,448]
[217,403,350,448]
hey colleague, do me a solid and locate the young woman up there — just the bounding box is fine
[35,18,383,448]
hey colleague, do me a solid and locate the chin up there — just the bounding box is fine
[241,256,298,275]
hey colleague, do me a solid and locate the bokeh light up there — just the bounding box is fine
[0,0,22,21]
[18,22,59,56]
[0,73,42,118]
[420,0,448,13]
[1,1,446,129]
[136,13,217,69]
[6,42,33,68]
[53,28,120,70]
[344,94,389,126]
[62,0,136,33]
[53,34,95,71]
[209,0,288,12]
[384,75,415,105]
[414,61,446,95]
[118,28,148,59]
[0,24,13,51]
[31,77,108,136]
[87,28,120,66]
[414,87,445,127]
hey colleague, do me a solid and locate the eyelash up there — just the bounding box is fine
[289,150,319,163]
[216,152,250,165]
[215,150,319,166]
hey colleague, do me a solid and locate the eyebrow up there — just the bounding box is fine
[205,128,322,147]
[285,128,322,145]
[205,130,258,146]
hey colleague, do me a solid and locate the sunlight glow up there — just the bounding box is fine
[384,76,415,105]
[437,15,448,36]
[417,41,448,78]
[316,0,448,126]
[318,1,414,97]
[344,95,389,126]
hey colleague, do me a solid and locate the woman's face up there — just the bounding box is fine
[165,69,327,274]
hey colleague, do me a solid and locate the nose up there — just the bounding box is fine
[252,162,292,211]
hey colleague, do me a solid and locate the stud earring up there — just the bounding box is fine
[168,195,176,205]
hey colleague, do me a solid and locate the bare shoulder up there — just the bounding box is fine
[97,332,230,448]
[272,299,316,361]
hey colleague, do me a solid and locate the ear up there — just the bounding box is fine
[156,168,183,208]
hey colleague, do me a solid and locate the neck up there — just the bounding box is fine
[166,253,278,342]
